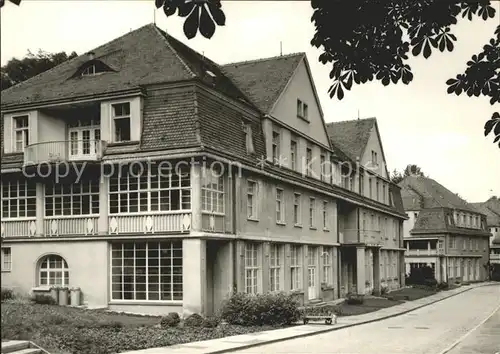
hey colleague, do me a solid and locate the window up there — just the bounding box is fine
[1,248,12,272]
[276,188,284,223]
[293,193,301,225]
[13,115,29,152]
[320,154,326,181]
[1,178,36,218]
[322,248,332,285]
[247,180,258,219]
[463,238,467,250]
[376,181,380,201]
[272,130,280,164]
[45,180,99,216]
[371,150,378,166]
[469,238,473,250]
[360,173,364,195]
[290,138,297,170]
[112,102,131,142]
[306,147,312,177]
[68,118,101,157]
[475,239,479,251]
[201,168,224,214]
[243,124,254,154]
[81,65,96,76]
[111,241,182,301]
[448,236,453,249]
[309,197,316,228]
[38,255,69,287]
[269,244,281,292]
[322,201,328,229]
[290,245,301,290]
[110,163,191,214]
[382,184,386,204]
[297,99,308,120]
[245,243,259,295]
[369,178,373,198]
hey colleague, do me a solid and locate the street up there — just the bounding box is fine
[234,285,500,354]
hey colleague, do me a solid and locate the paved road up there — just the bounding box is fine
[235,285,500,354]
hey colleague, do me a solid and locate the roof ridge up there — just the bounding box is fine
[326,117,377,126]
[222,52,305,67]
[152,25,196,78]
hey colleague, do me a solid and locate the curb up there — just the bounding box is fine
[207,284,492,354]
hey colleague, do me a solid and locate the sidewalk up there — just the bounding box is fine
[122,282,497,354]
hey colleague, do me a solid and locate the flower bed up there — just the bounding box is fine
[0,302,284,354]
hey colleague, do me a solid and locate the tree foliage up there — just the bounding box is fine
[1,0,498,147]
[1,49,77,90]
[391,164,426,184]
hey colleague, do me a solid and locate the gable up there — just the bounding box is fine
[326,118,374,161]
[360,125,388,178]
[270,58,330,147]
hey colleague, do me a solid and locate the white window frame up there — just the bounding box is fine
[272,130,281,164]
[201,168,224,215]
[322,247,332,285]
[290,138,297,170]
[322,200,328,230]
[269,244,281,292]
[293,193,302,226]
[45,180,99,217]
[1,248,12,272]
[243,124,255,154]
[276,188,285,224]
[320,154,326,181]
[81,65,96,76]
[110,163,191,215]
[244,243,259,295]
[1,178,37,219]
[111,241,182,301]
[306,147,312,177]
[38,255,69,287]
[290,245,302,290]
[297,99,308,120]
[111,102,131,142]
[247,180,258,220]
[13,115,29,152]
[309,197,316,228]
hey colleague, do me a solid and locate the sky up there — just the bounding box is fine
[1,0,499,202]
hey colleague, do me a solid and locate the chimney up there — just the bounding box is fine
[87,51,95,61]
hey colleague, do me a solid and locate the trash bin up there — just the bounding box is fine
[49,287,59,303]
[70,287,81,306]
[58,287,69,306]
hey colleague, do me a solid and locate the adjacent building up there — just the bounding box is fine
[399,176,490,283]
[471,197,500,266]
[0,24,407,316]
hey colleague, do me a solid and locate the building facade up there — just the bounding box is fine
[399,176,491,283]
[471,197,500,267]
[0,24,407,316]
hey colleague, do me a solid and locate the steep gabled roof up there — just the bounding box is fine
[398,175,478,213]
[221,53,304,114]
[325,118,376,161]
[0,24,252,109]
[471,196,500,227]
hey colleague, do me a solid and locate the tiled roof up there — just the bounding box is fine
[221,53,304,114]
[471,197,500,227]
[325,118,376,161]
[398,175,478,213]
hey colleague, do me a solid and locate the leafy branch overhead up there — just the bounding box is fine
[1,0,498,147]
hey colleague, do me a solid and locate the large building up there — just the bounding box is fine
[399,176,490,283]
[0,24,407,316]
[471,197,500,267]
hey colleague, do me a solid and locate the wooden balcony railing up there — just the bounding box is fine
[24,140,104,165]
[44,216,99,237]
[1,219,37,238]
[108,213,192,234]
[405,249,438,256]
[490,254,500,263]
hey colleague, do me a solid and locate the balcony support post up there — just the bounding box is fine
[35,183,44,236]
[98,175,109,235]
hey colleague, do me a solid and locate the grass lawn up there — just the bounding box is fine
[384,286,438,301]
[0,302,286,354]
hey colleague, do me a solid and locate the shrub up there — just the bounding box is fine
[221,292,300,326]
[1,288,14,302]
[203,316,220,328]
[183,313,204,327]
[160,312,180,328]
[407,266,438,288]
[437,282,449,290]
[345,293,364,305]
[380,286,389,295]
[31,294,57,305]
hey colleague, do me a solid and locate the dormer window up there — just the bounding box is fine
[243,123,254,154]
[112,102,131,142]
[81,65,96,76]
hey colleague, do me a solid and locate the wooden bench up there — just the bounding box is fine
[302,313,337,325]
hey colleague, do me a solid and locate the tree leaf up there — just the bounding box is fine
[183,6,200,39]
[423,39,432,59]
[484,119,496,136]
[207,2,226,26]
[155,0,164,9]
[178,2,195,17]
[199,5,216,39]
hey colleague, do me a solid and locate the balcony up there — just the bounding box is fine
[406,249,438,257]
[24,140,105,165]
[490,253,500,264]
[108,213,192,235]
